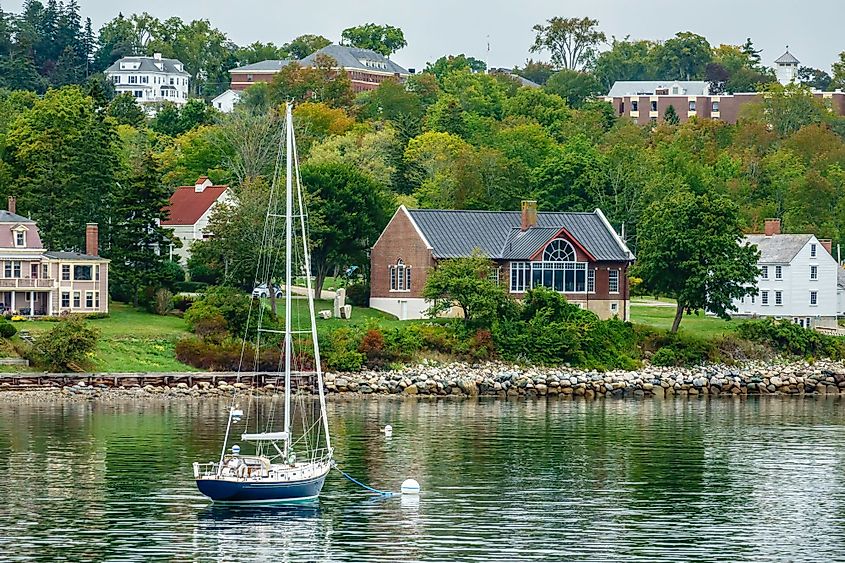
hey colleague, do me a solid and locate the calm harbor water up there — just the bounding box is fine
[1,395,845,562]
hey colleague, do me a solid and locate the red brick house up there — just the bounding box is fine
[370,202,635,320]
[229,45,410,93]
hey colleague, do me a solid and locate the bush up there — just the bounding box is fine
[359,328,386,368]
[650,347,677,366]
[345,283,370,307]
[154,288,173,316]
[35,316,99,371]
[323,327,364,372]
[175,336,295,371]
[0,319,16,339]
[184,286,251,338]
[636,326,717,366]
[736,318,845,359]
[171,294,194,312]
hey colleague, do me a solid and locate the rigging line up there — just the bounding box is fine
[333,465,397,497]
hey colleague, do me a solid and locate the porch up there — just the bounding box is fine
[0,290,50,317]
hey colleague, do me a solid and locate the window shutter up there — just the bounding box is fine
[406,266,411,290]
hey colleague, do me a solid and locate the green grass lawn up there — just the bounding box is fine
[263,297,408,330]
[630,302,736,338]
[11,302,197,373]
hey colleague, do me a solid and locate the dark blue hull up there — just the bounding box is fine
[196,473,327,503]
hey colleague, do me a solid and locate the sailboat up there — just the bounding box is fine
[193,102,333,503]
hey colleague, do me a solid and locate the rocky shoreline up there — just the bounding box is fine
[3,359,845,401]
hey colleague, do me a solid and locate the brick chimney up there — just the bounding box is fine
[521,200,537,230]
[7,196,15,215]
[764,218,781,236]
[820,239,832,255]
[85,223,99,257]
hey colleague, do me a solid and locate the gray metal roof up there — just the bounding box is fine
[607,80,709,97]
[406,209,632,262]
[744,234,812,264]
[0,210,34,223]
[300,45,408,75]
[775,50,800,64]
[105,56,189,76]
[44,251,107,262]
[229,59,294,72]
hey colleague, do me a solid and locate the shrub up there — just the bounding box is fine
[184,286,251,337]
[650,347,677,366]
[466,329,494,362]
[736,318,845,359]
[154,288,174,316]
[0,319,16,339]
[35,316,99,371]
[359,328,386,368]
[171,294,194,312]
[175,336,293,371]
[345,283,370,307]
[323,327,364,372]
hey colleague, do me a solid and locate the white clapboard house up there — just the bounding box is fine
[732,219,838,328]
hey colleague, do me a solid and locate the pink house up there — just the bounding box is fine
[0,197,109,316]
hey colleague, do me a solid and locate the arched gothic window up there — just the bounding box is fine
[542,239,576,262]
[389,259,411,291]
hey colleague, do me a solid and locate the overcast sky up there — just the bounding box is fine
[78,0,842,73]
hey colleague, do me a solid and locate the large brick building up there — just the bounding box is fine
[603,50,845,125]
[370,202,634,321]
[229,44,410,93]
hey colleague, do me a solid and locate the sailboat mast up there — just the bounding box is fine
[283,102,293,454]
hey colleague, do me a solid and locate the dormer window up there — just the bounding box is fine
[12,225,27,247]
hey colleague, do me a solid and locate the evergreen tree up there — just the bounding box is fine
[664,104,679,125]
[107,150,173,304]
[107,92,145,126]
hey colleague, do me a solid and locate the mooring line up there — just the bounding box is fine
[332,463,396,497]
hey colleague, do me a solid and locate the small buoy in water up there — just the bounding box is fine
[401,478,420,495]
[382,424,393,437]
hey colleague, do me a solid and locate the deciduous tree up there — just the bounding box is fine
[632,190,760,333]
[530,17,606,70]
[340,23,406,56]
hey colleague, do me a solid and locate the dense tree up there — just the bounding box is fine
[830,51,845,90]
[283,34,330,59]
[340,23,406,56]
[530,17,606,70]
[425,54,486,79]
[515,59,555,85]
[5,86,118,251]
[798,67,832,91]
[632,191,760,333]
[300,162,393,298]
[107,92,145,127]
[422,251,512,324]
[531,136,605,211]
[108,148,174,304]
[590,37,658,90]
[653,32,711,80]
[269,56,353,108]
[544,69,602,108]
[663,104,679,125]
[235,41,288,66]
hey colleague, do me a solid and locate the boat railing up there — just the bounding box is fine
[193,449,333,481]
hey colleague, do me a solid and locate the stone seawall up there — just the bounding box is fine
[9,360,844,401]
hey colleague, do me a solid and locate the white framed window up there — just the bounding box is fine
[811,243,817,258]
[775,290,783,305]
[73,291,81,308]
[10,261,20,278]
[761,291,769,305]
[74,265,93,281]
[543,239,576,261]
[528,239,587,293]
[810,265,818,280]
[712,101,720,112]
[689,100,696,111]
[587,269,595,293]
[775,265,782,279]
[389,259,410,292]
[61,291,70,308]
[631,100,638,112]
[95,292,100,308]
[510,262,530,293]
[810,291,818,306]
[610,302,619,313]
[61,264,70,281]
[761,265,768,280]
[608,270,620,294]
[14,230,24,247]
[95,265,100,281]
[85,291,94,308]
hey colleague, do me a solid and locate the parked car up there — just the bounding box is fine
[252,283,283,299]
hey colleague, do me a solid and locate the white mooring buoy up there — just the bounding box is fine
[401,478,420,495]
[382,424,393,438]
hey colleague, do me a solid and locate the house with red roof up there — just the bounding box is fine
[161,177,232,265]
